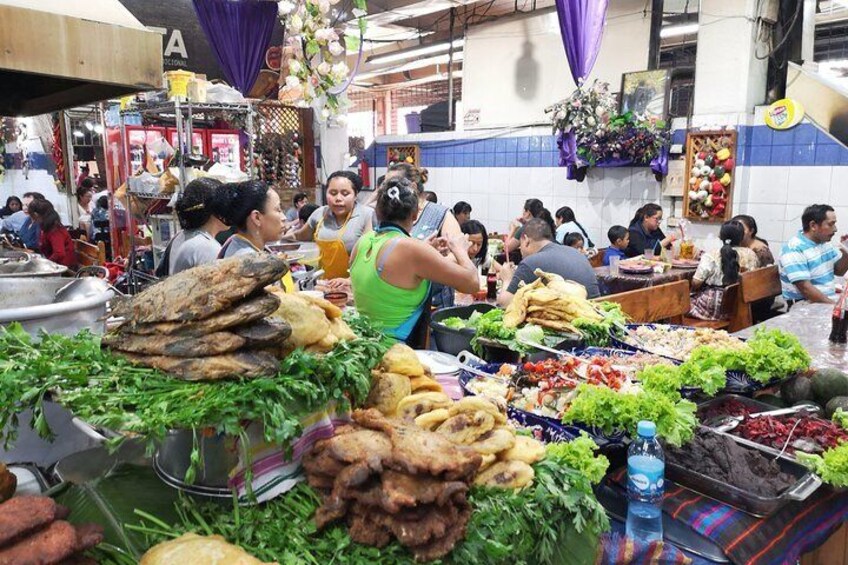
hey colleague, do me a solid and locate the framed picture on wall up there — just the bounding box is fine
[619,69,670,121]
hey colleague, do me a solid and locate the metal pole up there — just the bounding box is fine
[61,111,78,226]
[447,8,456,129]
[247,102,255,179]
[801,0,816,65]
[175,97,187,191]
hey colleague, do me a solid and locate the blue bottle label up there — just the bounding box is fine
[627,458,664,497]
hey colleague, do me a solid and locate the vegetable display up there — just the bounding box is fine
[0,319,390,459]
[129,442,610,565]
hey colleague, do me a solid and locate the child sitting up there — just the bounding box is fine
[564,232,585,252]
[603,225,629,266]
[688,220,758,320]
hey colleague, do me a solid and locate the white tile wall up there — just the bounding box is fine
[374,160,848,257]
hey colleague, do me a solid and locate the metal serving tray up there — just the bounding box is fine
[665,426,821,518]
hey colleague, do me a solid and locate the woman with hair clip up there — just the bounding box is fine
[217,180,285,259]
[286,170,372,279]
[350,177,479,346]
[383,162,461,240]
[626,203,676,257]
[688,220,759,320]
[156,178,228,276]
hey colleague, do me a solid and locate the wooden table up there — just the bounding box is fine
[595,265,698,295]
[734,302,848,372]
[735,302,848,564]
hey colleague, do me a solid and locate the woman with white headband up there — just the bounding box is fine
[350,177,479,346]
[688,219,759,320]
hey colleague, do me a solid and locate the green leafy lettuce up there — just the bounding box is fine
[562,384,697,447]
[833,408,848,430]
[572,301,627,347]
[798,443,848,487]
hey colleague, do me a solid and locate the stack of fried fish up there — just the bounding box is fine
[503,269,604,332]
[303,409,482,562]
[0,496,104,564]
[107,255,291,381]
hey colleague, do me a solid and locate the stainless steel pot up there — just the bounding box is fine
[0,277,112,336]
[0,252,68,277]
[154,429,240,495]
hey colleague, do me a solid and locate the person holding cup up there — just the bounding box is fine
[625,203,676,258]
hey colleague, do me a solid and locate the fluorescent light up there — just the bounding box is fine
[72,130,84,138]
[93,124,104,134]
[356,51,463,82]
[84,121,94,131]
[368,39,464,65]
[660,23,699,38]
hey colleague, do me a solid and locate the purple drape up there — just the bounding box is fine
[554,0,609,86]
[192,0,278,95]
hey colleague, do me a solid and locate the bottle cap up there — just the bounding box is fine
[637,420,656,438]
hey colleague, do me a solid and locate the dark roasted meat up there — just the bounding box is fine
[0,497,60,547]
[118,350,280,381]
[103,331,246,357]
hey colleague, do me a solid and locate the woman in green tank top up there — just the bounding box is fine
[350,178,480,345]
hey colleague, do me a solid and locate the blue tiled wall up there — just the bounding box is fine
[368,123,848,169]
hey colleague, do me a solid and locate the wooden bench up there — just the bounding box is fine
[595,279,691,324]
[589,247,607,268]
[682,265,781,332]
[73,239,106,269]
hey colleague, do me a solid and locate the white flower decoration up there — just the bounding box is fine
[328,41,345,57]
[317,61,332,75]
[285,75,301,89]
[278,1,296,16]
[289,59,302,74]
[290,14,303,34]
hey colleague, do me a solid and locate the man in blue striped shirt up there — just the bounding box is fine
[779,204,848,304]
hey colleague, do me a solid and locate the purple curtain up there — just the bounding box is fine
[554,0,609,86]
[192,0,278,95]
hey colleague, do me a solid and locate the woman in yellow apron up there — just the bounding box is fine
[285,171,372,280]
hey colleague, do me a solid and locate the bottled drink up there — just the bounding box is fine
[486,272,497,301]
[626,420,664,543]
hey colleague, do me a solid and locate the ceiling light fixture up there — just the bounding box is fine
[93,124,104,134]
[356,51,464,81]
[72,130,84,138]
[660,23,699,38]
[84,121,94,131]
[367,39,464,65]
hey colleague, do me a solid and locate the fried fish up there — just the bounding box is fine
[118,350,280,381]
[111,255,288,324]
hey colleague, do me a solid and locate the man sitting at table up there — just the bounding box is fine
[497,218,600,307]
[779,204,848,305]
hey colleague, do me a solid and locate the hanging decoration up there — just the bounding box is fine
[278,0,367,121]
[0,120,6,183]
[554,0,609,87]
[548,81,670,181]
[192,0,279,95]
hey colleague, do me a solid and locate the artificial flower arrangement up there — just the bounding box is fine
[277,0,366,120]
[549,80,669,170]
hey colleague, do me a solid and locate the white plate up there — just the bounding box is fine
[416,350,460,375]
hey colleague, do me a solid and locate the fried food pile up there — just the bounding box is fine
[108,254,291,381]
[266,288,356,354]
[303,409,481,562]
[0,496,104,564]
[140,533,276,565]
[0,464,14,503]
[365,344,444,415]
[364,345,545,489]
[503,269,602,332]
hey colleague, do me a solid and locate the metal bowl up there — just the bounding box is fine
[0,277,112,337]
[153,429,240,496]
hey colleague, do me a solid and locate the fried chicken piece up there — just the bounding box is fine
[346,508,392,548]
[323,429,392,467]
[302,447,347,481]
[380,470,468,511]
[0,496,60,546]
[352,409,481,481]
[0,520,79,565]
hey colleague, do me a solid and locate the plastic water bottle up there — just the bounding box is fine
[626,420,664,543]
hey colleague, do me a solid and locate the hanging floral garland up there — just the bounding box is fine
[0,120,6,182]
[549,80,669,178]
[278,0,366,121]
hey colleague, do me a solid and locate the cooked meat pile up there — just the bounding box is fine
[303,409,482,562]
[0,496,104,565]
[0,464,15,503]
[366,344,546,489]
[107,254,290,380]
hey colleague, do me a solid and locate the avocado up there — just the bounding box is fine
[811,369,848,404]
[781,375,814,405]
[826,397,848,419]
[756,394,785,408]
